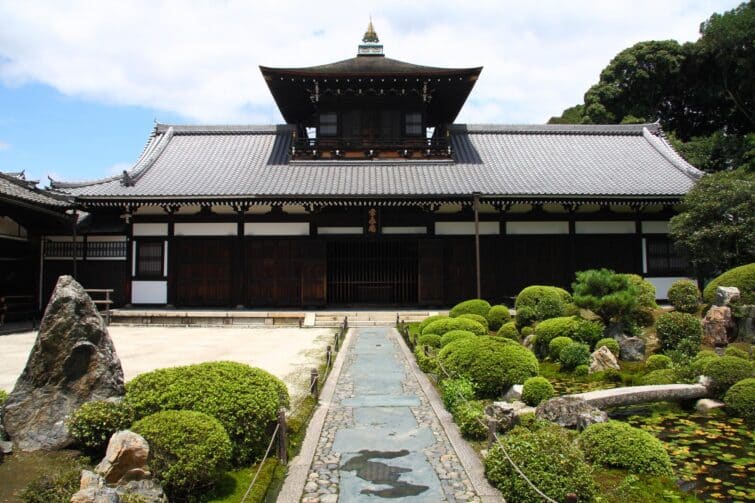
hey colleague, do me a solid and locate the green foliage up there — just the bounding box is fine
[655,311,703,357]
[705,356,754,397]
[204,458,279,503]
[723,377,755,419]
[414,345,438,374]
[421,317,487,336]
[667,280,701,313]
[520,326,534,337]
[19,457,87,503]
[417,333,442,348]
[440,330,475,348]
[68,400,134,454]
[0,389,7,406]
[484,423,596,503]
[559,342,591,370]
[548,336,574,361]
[595,338,620,358]
[453,400,487,440]
[622,274,658,327]
[496,321,520,341]
[132,410,232,500]
[574,318,606,347]
[124,361,288,465]
[724,345,750,359]
[440,376,476,412]
[645,354,673,371]
[579,421,673,477]
[486,304,511,331]
[458,313,489,331]
[533,316,579,358]
[574,364,589,377]
[450,299,492,318]
[521,376,555,406]
[690,352,719,376]
[572,269,640,325]
[418,314,447,334]
[640,369,678,385]
[514,285,572,327]
[702,262,755,304]
[438,337,538,398]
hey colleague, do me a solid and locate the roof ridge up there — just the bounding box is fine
[0,171,73,206]
[451,123,659,135]
[155,123,294,135]
[641,127,703,181]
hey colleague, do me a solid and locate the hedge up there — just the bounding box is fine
[450,299,492,318]
[458,313,489,331]
[422,317,487,337]
[453,400,487,440]
[419,314,448,334]
[440,376,476,413]
[417,333,442,348]
[703,263,755,304]
[486,305,511,331]
[533,316,579,358]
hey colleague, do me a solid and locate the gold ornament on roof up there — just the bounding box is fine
[362,18,379,43]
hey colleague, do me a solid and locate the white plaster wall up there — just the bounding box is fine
[131,281,167,304]
[642,221,670,234]
[575,221,635,234]
[646,277,693,300]
[435,222,500,235]
[318,227,364,235]
[133,223,168,236]
[87,235,127,242]
[0,216,27,239]
[382,226,428,234]
[174,222,236,236]
[506,221,568,235]
[245,222,309,236]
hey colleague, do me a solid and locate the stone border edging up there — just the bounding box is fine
[390,328,504,503]
[276,328,355,503]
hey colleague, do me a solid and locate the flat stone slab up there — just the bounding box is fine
[341,395,422,407]
[572,384,709,409]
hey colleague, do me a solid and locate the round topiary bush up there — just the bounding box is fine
[559,342,591,370]
[579,420,673,476]
[450,299,492,318]
[655,311,703,357]
[521,326,534,337]
[667,279,701,313]
[691,351,719,376]
[458,313,489,331]
[496,321,520,341]
[724,378,755,419]
[132,410,232,499]
[548,336,574,361]
[419,314,447,334]
[418,333,442,348]
[521,376,555,406]
[484,423,596,503]
[515,286,571,328]
[68,400,134,454]
[486,305,511,331]
[703,263,755,305]
[705,356,754,398]
[533,316,579,358]
[440,330,475,348]
[124,361,289,465]
[422,317,487,337]
[574,364,589,377]
[439,337,538,398]
[640,368,678,385]
[645,354,673,371]
[595,338,620,358]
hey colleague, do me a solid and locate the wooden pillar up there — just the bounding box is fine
[473,193,481,299]
[166,208,176,307]
[235,206,247,308]
[71,210,78,279]
[124,207,134,307]
[568,207,577,284]
[634,209,644,275]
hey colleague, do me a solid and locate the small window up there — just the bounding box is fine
[405,112,422,136]
[319,113,337,136]
[646,236,688,276]
[136,241,164,277]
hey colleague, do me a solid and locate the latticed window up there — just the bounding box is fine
[405,112,422,136]
[137,241,164,277]
[646,236,688,276]
[319,112,337,136]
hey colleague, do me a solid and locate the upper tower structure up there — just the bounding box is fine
[358,18,383,56]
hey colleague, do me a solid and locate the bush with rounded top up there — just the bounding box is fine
[422,317,487,336]
[124,361,288,465]
[450,299,492,318]
[521,376,555,406]
[668,279,701,313]
[645,354,673,371]
[691,351,719,376]
[439,337,538,398]
[574,318,606,347]
[533,316,579,357]
[724,346,751,360]
[458,313,489,331]
[486,305,511,331]
[521,326,534,337]
[559,342,591,370]
[514,285,571,327]
[440,330,475,348]
[419,314,447,334]
[484,423,596,503]
[132,410,232,499]
[640,368,678,385]
[595,338,620,357]
[414,345,438,374]
[622,273,658,327]
[453,400,487,440]
[418,333,442,348]
[69,400,134,454]
[574,364,589,377]
[496,321,520,341]
[579,420,673,476]
[705,356,754,397]
[724,378,755,419]
[656,311,703,357]
[548,336,574,361]
[703,263,755,305]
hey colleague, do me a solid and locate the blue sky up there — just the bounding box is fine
[0,0,742,184]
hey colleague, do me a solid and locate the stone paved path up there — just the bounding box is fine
[301,327,482,503]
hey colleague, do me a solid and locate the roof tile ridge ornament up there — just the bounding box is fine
[641,125,703,181]
[358,17,383,56]
[449,123,657,135]
[0,171,73,206]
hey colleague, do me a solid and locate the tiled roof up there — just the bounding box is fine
[261,56,481,77]
[0,171,71,208]
[50,123,702,203]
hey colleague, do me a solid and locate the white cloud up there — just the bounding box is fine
[105,161,132,176]
[0,0,740,124]
[0,140,9,151]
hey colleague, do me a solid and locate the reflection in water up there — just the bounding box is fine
[342,449,430,498]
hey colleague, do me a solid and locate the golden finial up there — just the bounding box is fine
[362,17,379,43]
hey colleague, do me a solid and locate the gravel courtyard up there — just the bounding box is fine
[0,326,334,404]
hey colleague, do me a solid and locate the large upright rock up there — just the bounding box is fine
[2,276,124,451]
[702,305,735,346]
[589,346,620,374]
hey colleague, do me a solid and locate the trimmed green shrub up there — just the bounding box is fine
[0,389,7,407]
[533,316,579,357]
[414,345,438,374]
[574,364,589,377]
[724,378,755,419]
[705,356,754,398]
[622,273,658,327]
[559,342,591,370]
[724,346,751,360]
[132,410,232,499]
[514,285,571,328]
[124,361,288,465]
[579,420,673,477]
[691,351,719,376]
[703,263,755,305]
[440,376,476,412]
[521,326,534,337]
[496,321,520,341]
[655,311,703,357]
[573,269,640,325]
[484,423,596,503]
[521,377,555,406]
[514,305,538,328]
[68,400,134,454]
[574,318,606,347]
[548,336,574,361]
[422,317,487,336]
[645,354,673,371]
[458,313,489,331]
[450,299,492,318]
[454,400,487,440]
[19,458,86,503]
[640,369,678,385]
[418,333,442,348]
[439,337,538,398]
[486,305,511,331]
[440,330,475,348]
[667,279,701,313]
[595,338,620,357]
[419,314,447,334]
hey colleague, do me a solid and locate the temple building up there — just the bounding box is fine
[40,23,701,308]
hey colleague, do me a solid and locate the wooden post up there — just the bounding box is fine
[310,368,319,397]
[71,211,78,280]
[473,193,481,299]
[487,418,498,448]
[326,345,332,369]
[565,493,578,503]
[335,327,340,351]
[423,344,429,357]
[277,408,288,464]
